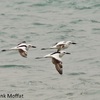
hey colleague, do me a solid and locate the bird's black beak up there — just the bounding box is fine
[72,42,77,44]
[32,46,36,48]
[66,52,71,54]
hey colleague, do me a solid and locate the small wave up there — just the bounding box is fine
[70,19,83,24]
[68,72,86,76]
[0,65,29,68]
[91,20,100,23]
[66,92,74,96]
[15,1,27,5]
[93,28,100,30]
[29,2,48,7]
[33,22,46,26]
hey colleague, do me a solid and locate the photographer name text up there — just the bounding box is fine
[0,93,24,98]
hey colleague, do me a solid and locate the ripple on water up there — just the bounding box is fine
[68,72,86,76]
[0,65,29,68]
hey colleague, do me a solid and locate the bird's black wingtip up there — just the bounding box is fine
[59,71,63,75]
[22,41,26,43]
[1,49,6,52]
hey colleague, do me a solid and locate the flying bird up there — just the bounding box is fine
[1,41,36,58]
[41,41,76,52]
[35,50,70,75]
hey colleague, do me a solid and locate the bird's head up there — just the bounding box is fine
[59,51,71,57]
[66,41,76,45]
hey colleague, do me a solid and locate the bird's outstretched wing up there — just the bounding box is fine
[56,44,65,52]
[52,41,65,51]
[18,41,26,45]
[18,45,28,58]
[53,41,65,46]
[18,49,27,58]
[52,58,63,75]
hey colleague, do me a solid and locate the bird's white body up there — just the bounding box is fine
[44,52,62,62]
[44,50,67,61]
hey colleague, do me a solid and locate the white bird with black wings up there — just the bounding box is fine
[41,41,76,52]
[2,41,36,58]
[36,50,70,75]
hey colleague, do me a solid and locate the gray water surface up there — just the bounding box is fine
[0,0,100,100]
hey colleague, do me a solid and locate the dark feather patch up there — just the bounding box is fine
[19,45,27,48]
[18,49,27,57]
[18,41,26,45]
[51,51,60,55]
[52,58,62,75]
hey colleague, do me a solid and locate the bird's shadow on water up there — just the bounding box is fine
[0,65,30,68]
